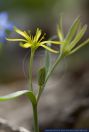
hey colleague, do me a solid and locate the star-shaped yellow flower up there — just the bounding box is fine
[6,27,63,53]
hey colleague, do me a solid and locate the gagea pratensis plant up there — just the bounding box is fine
[0,16,89,132]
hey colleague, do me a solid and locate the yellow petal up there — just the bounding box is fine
[34,28,42,42]
[41,40,64,45]
[6,38,27,42]
[38,33,46,42]
[14,27,30,40]
[41,45,59,53]
[23,31,31,41]
[20,43,31,48]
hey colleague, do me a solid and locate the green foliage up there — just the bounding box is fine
[0,90,37,108]
[45,49,51,74]
[0,90,28,101]
[57,14,64,41]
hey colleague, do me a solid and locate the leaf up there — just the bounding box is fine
[38,67,46,86]
[45,49,51,73]
[0,90,29,101]
[57,15,64,41]
[67,24,87,51]
[0,90,37,106]
[65,16,80,44]
[69,38,89,54]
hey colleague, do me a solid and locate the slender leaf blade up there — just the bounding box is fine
[57,15,64,41]
[69,38,89,54]
[67,24,87,51]
[0,90,29,101]
[45,49,51,73]
[0,90,37,106]
[65,16,80,43]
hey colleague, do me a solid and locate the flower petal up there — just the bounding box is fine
[41,40,64,45]
[20,43,31,48]
[14,27,30,40]
[41,44,58,53]
[34,28,42,42]
[6,38,27,42]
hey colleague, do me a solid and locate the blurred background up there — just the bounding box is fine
[0,0,89,131]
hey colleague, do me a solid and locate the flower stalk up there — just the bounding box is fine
[32,104,39,132]
[29,48,35,91]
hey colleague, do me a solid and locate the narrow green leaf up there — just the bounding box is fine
[77,22,82,34]
[0,90,29,101]
[65,16,80,43]
[57,15,64,41]
[69,38,89,54]
[0,90,37,106]
[67,24,87,51]
[38,67,46,86]
[45,49,51,73]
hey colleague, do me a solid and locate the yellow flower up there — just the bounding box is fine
[6,27,63,53]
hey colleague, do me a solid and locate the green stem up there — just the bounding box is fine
[29,49,35,91]
[32,104,39,132]
[37,85,42,102]
[37,54,64,102]
[45,53,63,83]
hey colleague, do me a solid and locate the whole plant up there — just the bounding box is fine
[0,16,89,132]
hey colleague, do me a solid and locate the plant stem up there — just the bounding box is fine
[29,49,35,91]
[37,85,42,102]
[45,54,63,83]
[32,104,39,132]
[37,54,64,102]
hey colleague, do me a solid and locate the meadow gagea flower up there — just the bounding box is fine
[6,27,63,53]
[0,12,13,42]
